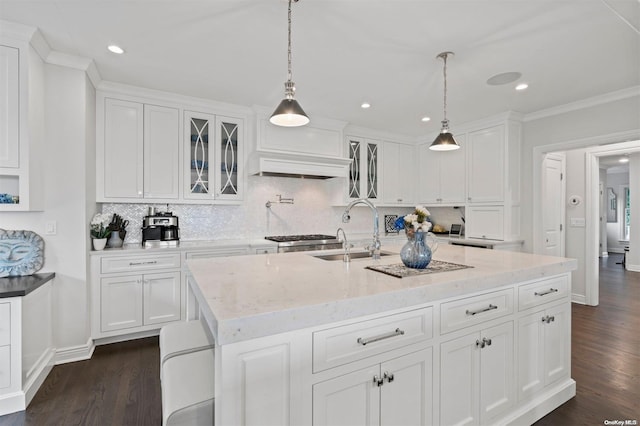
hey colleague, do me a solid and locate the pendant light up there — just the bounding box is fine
[429,51,460,151]
[270,0,309,127]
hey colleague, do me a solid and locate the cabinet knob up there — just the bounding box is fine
[482,337,492,346]
[373,375,384,387]
[476,339,485,349]
[383,371,395,383]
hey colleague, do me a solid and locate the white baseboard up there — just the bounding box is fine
[54,337,95,365]
[627,263,640,272]
[601,251,609,257]
[94,329,159,346]
[24,348,55,406]
[0,391,25,416]
[608,248,625,254]
[503,379,576,425]
[571,293,586,304]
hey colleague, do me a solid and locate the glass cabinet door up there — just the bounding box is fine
[214,116,243,200]
[185,111,215,199]
[348,137,378,200]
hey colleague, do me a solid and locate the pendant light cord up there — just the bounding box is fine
[287,0,294,83]
[442,53,448,122]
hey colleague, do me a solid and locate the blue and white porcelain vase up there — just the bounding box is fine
[400,230,438,269]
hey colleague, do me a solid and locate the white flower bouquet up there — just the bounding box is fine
[90,213,112,239]
[396,206,432,238]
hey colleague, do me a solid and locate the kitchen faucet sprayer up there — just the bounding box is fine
[336,227,352,262]
[342,198,381,260]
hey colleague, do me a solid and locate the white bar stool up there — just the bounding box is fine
[159,320,214,380]
[162,348,215,426]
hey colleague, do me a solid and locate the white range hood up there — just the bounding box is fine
[249,108,351,179]
[248,151,351,179]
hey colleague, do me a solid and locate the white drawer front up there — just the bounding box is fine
[101,253,181,274]
[313,307,433,373]
[0,345,10,389]
[441,288,513,334]
[0,303,9,346]
[518,275,568,311]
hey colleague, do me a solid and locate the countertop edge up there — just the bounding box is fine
[0,272,56,298]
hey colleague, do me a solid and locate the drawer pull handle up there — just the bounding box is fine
[466,304,498,316]
[534,288,559,296]
[129,260,158,266]
[357,328,405,346]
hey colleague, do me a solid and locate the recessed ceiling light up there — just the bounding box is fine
[108,45,124,54]
[486,72,522,86]
[619,157,629,163]
[515,83,529,91]
[361,102,371,109]
[421,116,431,122]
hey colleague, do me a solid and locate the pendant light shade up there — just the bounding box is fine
[430,52,460,151]
[270,0,309,127]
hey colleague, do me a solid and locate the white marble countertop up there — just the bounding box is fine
[187,243,576,345]
[88,238,278,255]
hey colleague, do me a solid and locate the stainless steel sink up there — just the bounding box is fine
[312,251,395,261]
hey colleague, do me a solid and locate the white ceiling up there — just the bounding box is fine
[1,0,639,138]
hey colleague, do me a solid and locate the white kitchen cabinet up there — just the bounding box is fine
[92,253,183,339]
[467,126,504,204]
[382,141,414,205]
[465,205,505,240]
[100,98,179,201]
[313,348,433,426]
[417,135,466,205]
[0,45,19,169]
[517,303,570,401]
[0,30,44,211]
[347,137,380,201]
[184,111,243,201]
[440,321,514,426]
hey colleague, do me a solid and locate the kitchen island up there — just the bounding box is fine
[187,243,577,425]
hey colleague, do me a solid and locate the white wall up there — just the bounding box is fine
[0,63,96,362]
[605,170,629,253]
[521,93,640,301]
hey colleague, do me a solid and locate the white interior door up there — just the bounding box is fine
[542,154,566,257]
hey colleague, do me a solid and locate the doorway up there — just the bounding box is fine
[533,133,640,306]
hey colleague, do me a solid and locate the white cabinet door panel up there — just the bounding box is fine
[313,365,381,426]
[143,104,179,199]
[0,303,9,346]
[480,322,514,424]
[143,271,181,325]
[440,333,479,426]
[101,275,143,332]
[0,345,10,389]
[465,205,504,240]
[544,303,570,386]
[517,310,545,400]
[467,126,504,203]
[439,134,466,203]
[0,45,19,168]
[104,98,144,198]
[380,348,433,426]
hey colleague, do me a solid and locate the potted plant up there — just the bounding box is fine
[90,213,112,251]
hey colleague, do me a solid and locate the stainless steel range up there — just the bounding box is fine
[265,234,343,253]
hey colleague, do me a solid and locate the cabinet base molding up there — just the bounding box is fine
[503,378,576,426]
[93,328,160,347]
[0,348,55,416]
[571,293,587,305]
[54,337,95,365]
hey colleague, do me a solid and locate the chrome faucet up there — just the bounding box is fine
[342,198,381,259]
[336,227,352,262]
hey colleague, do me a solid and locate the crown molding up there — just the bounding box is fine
[46,51,102,88]
[524,86,640,122]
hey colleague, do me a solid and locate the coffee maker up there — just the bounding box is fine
[142,209,180,247]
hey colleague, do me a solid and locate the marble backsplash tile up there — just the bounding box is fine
[101,176,416,244]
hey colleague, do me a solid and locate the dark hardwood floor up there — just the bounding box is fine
[535,253,640,426]
[1,253,638,426]
[0,337,162,426]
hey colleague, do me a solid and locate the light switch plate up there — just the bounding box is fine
[570,218,585,227]
[45,220,57,235]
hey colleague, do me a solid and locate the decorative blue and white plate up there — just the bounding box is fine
[0,229,45,277]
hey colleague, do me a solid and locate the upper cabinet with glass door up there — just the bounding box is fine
[184,111,243,202]
[347,137,379,201]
